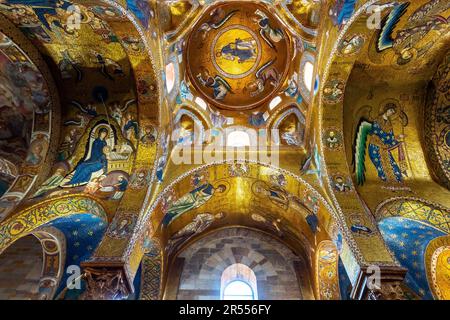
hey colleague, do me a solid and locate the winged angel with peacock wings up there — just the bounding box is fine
[353,103,409,186]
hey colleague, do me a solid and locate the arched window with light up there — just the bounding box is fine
[226,130,251,147]
[220,263,258,300]
[165,62,175,94]
[299,51,316,103]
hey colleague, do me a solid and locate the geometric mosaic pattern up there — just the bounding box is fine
[378,199,450,234]
[140,254,162,300]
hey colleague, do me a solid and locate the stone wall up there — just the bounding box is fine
[175,228,311,300]
[0,235,43,299]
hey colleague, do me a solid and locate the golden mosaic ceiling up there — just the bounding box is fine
[0,0,448,301]
[186,2,291,110]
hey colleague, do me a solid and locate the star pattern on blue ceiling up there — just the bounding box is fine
[43,213,107,298]
[379,217,446,300]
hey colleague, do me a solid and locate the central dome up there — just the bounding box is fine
[186,2,290,110]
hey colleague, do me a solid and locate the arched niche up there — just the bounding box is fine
[375,197,450,234]
[0,0,161,210]
[317,1,450,276]
[423,50,450,189]
[125,136,340,293]
[218,126,260,147]
[165,227,314,300]
[375,198,450,299]
[281,0,321,37]
[379,217,446,300]
[268,106,306,146]
[227,130,252,147]
[0,227,65,300]
[299,51,316,104]
[173,108,206,145]
[155,0,197,38]
[0,27,61,221]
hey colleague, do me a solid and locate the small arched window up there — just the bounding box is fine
[165,62,175,93]
[299,51,316,103]
[195,97,208,110]
[227,131,251,147]
[221,263,258,300]
[223,280,254,300]
[269,96,282,110]
[303,61,314,92]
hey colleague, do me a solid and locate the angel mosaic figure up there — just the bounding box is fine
[301,144,323,182]
[32,167,66,198]
[166,212,225,254]
[377,1,450,64]
[64,101,97,128]
[197,8,238,40]
[59,50,83,81]
[251,213,283,238]
[281,124,303,146]
[109,99,135,127]
[162,183,227,227]
[252,181,290,210]
[197,67,233,101]
[244,59,280,97]
[329,0,357,29]
[353,103,408,185]
[253,9,284,49]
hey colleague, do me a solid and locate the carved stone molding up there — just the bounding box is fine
[366,281,408,300]
[351,266,415,300]
[80,266,131,300]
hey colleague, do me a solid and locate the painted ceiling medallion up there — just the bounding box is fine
[187,3,290,110]
[212,25,262,79]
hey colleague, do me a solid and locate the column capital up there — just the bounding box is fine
[351,265,412,300]
[80,263,132,300]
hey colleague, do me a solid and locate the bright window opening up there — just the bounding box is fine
[195,97,208,110]
[221,263,258,300]
[269,96,282,110]
[303,61,314,92]
[223,280,254,300]
[227,131,251,147]
[165,62,175,93]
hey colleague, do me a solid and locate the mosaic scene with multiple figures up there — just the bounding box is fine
[0,0,448,302]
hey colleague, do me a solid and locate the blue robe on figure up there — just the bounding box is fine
[368,122,403,183]
[68,138,108,186]
[306,213,319,234]
[334,0,356,27]
[221,39,256,63]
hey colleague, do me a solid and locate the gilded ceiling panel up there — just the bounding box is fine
[186,2,291,110]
